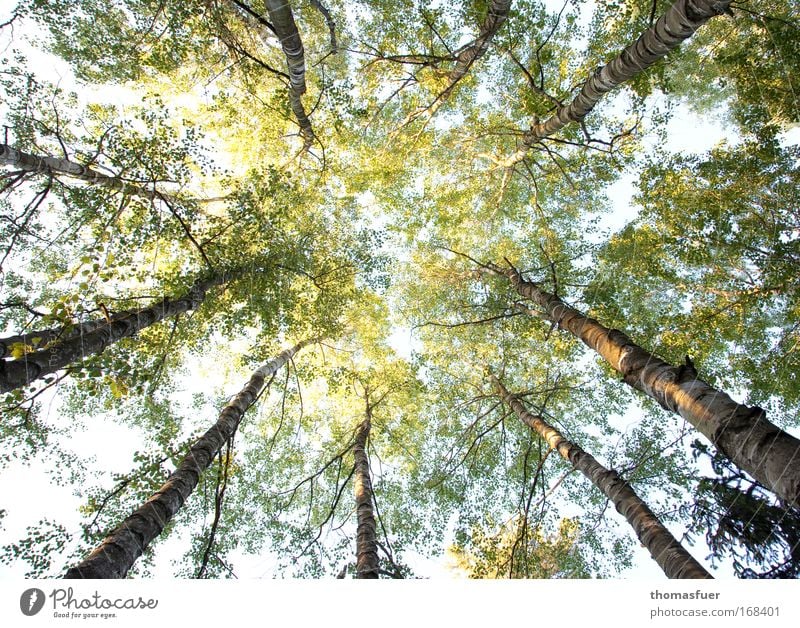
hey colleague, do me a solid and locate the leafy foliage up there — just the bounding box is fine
[685,441,800,579]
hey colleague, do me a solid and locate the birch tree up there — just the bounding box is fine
[0,144,189,203]
[261,0,316,147]
[353,396,378,578]
[64,338,318,578]
[489,261,800,508]
[398,0,512,127]
[497,0,733,167]
[491,372,711,579]
[0,271,231,394]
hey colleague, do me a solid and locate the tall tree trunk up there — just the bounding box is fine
[263,0,316,147]
[354,401,379,578]
[1,327,72,359]
[264,0,306,94]
[0,298,190,359]
[449,0,511,82]
[0,272,233,394]
[64,337,317,578]
[493,262,800,508]
[401,0,511,126]
[500,0,732,166]
[490,373,712,579]
[1,144,171,202]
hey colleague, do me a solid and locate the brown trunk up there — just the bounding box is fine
[0,272,233,394]
[354,403,379,578]
[501,0,732,166]
[495,263,800,508]
[491,373,712,579]
[64,338,317,578]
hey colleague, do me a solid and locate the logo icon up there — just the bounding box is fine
[20,588,45,616]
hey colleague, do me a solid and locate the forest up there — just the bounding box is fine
[0,0,798,580]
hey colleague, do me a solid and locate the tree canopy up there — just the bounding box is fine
[1,0,798,579]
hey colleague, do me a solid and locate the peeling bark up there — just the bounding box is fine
[495,263,800,508]
[491,373,712,579]
[64,338,317,578]
[263,0,316,147]
[1,144,172,202]
[0,272,233,394]
[501,0,732,166]
[354,406,378,578]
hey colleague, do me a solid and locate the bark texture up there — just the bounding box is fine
[1,327,70,359]
[0,272,232,394]
[354,407,379,578]
[1,144,167,201]
[496,263,800,508]
[491,374,712,579]
[265,0,306,93]
[501,0,732,165]
[263,0,316,146]
[64,338,317,578]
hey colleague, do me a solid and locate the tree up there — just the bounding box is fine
[491,372,711,579]
[0,270,231,393]
[262,0,317,148]
[487,260,800,508]
[65,338,317,578]
[397,0,512,128]
[498,0,734,166]
[353,396,379,578]
[0,144,193,203]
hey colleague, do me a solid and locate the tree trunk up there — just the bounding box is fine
[264,0,306,94]
[401,0,511,126]
[0,301,183,359]
[64,337,317,578]
[1,327,70,359]
[501,0,732,166]
[449,0,511,82]
[490,373,712,579]
[288,90,316,147]
[1,144,169,202]
[354,404,379,578]
[309,0,336,54]
[263,0,316,147]
[494,263,800,508]
[0,272,233,394]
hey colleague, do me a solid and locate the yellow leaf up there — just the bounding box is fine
[9,342,31,359]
